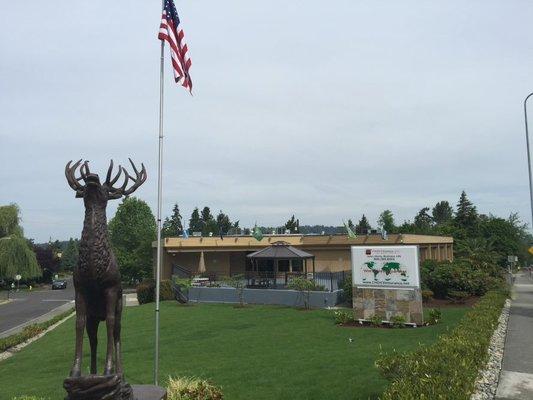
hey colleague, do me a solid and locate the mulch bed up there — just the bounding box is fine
[424,296,480,308]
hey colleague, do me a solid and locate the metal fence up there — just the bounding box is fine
[172,263,351,292]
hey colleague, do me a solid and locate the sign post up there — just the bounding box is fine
[351,246,423,324]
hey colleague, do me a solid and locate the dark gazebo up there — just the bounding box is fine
[246,241,315,287]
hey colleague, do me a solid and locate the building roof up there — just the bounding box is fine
[159,233,453,253]
[247,241,314,259]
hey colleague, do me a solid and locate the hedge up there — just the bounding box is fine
[136,279,174,305]
[376,289,508,400]
[0,308,74,353]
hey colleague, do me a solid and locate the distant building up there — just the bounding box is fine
[154,233,453,279]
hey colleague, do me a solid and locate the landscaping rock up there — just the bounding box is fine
[471,299,511,400]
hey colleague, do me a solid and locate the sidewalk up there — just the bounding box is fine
[496,273,533,399]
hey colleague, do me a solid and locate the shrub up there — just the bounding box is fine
[447,290,469,304]
[333,310,353,325]
[427,308,442,325]
[341,274,353,303]
[390,315,406,328]
[0,308,74,352]
[421,289,434,303]
[136,279,155,304]
[369,315,382,327]
[160,279,175,301]
[12,397,46,400]
[421,259,504,298]
[376,290,507,399]
[167,376,223,400]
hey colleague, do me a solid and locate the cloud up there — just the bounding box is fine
[1,0,533,241]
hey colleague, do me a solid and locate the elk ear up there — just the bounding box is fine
[75,190,84,198]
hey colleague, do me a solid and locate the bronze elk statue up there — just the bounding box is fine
[65,159,147,378]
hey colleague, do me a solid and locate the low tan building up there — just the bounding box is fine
[155,233,453,280]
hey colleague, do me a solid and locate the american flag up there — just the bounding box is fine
[158,0,192,92]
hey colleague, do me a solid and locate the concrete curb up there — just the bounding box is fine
[471,298,511,400]
[0,308,75,362]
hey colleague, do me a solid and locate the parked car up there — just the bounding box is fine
[52,279,67,290]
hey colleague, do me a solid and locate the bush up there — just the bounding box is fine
[376,290,507,399]
[341,274,353,303]
[369,315,382,327]
[421,259,504,298]
[12,397,46,400]
[390,315,406,328]
[167,376,223,400]
[447,290,470,304]
[333,310,353,325]
[427,308,442,325]
[160,279,175,301]
[421,289,434,303]
[0,308,74,352]
[136,279,155,304]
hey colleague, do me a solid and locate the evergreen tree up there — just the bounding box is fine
[108,197,157,282]
[216,211,232,235]
[455,191,478,230]
[414,207,433,232]
[347,219,355,231]
[356,215,372,234]
[60,238,79,271]
[200,206,216,236]
[378,210,395,233]
[285,215,300,233]
[432,201,454,225]
[161,203,183,238]
[188,207,202,234]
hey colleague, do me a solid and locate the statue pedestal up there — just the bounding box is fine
[64,375,166,400]
[132,385,167,400]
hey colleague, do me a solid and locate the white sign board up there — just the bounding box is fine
[351,245,420,289]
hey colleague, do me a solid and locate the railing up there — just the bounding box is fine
[171,266,350,292]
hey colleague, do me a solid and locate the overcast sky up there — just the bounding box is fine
[1,1,533,242]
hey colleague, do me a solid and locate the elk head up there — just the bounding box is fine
[65,159,147,207]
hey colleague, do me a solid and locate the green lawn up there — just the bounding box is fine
[0,303,468,400]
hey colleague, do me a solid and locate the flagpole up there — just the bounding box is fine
[154,0,165,386]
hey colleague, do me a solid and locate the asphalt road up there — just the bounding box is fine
[0,277,75,338]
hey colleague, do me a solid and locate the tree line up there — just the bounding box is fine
[2,190,531,284]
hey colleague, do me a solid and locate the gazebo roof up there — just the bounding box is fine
[246,241,314,259]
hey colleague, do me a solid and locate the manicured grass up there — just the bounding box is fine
[0,303,468,400]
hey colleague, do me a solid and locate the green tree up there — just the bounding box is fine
[432,201,454,225]
[60,238,79,271]
[455,191,478,231]
[216,211,232,235]
[414,207,433,232]
[378,210,395,233]
[356,215,371,234]
[285,215,300,233]
[200,206,216,236]
[162,203,183,238]
[0,204,41,280]
[188,207,202,235]
[109,197,157,283]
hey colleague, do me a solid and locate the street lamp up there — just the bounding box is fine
[524,92,533,230]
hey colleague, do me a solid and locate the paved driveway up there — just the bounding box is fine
[0,277,75,338]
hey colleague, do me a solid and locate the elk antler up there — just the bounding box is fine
[106,159,147,199]
[65,160,86,197]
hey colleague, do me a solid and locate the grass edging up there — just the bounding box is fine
[0,308,75,358]
[375,289,508,399]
